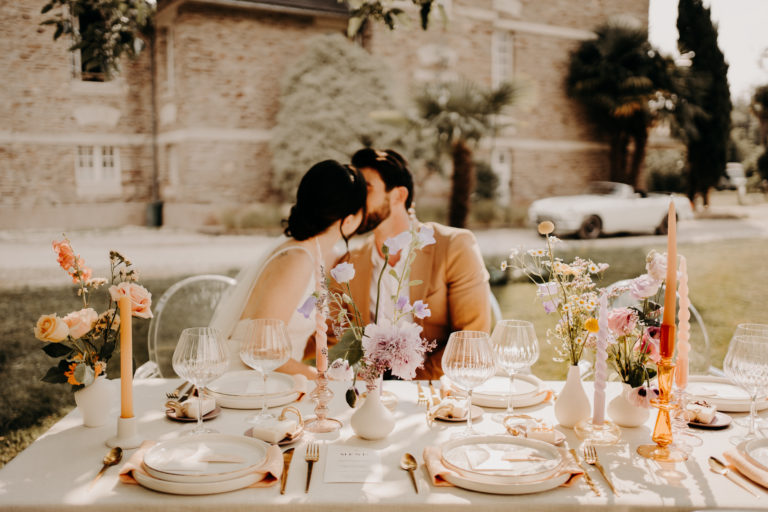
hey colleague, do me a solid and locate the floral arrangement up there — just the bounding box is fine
[504,221,607,366]
[304,224,436,405]
[36,237,152,390]
[606,249,668,402]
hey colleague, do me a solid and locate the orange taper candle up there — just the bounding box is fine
[660,201,677,358]
[118,296,133,418]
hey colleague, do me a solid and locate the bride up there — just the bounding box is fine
[210,160,366,378]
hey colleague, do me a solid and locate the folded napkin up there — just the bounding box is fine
[119,441,283,488]
[428,397,468,420]
[246,417,300,444]
[166,397,216,419]
[723,444,768,489]
[423,445,582,488]
[292,374,310,401]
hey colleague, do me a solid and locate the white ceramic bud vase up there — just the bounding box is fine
[73,376,113,428]
[350,379,395,440]
[608,383,650,428]
[554,365,591,428]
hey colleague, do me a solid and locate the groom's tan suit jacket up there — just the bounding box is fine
[309,222,491,379]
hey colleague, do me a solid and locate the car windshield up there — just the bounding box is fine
[584,182,621,196]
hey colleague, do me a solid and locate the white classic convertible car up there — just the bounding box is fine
[528,182,694,239]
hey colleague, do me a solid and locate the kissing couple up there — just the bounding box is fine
[210,148,492,380]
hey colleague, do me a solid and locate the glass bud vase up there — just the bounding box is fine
[350,379,394,440]
[554,365,591,428]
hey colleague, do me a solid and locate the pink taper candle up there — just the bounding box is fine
[118,296,133,418]
[593,293,609,425]
[675,256,690,388]
[315,264,328,373]
[660,201,677,358]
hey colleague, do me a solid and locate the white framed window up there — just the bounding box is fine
[492,30,515,88]
[70,11,107,82]
[75,146,122,197]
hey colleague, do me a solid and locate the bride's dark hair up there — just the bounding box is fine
[284,160,367,241]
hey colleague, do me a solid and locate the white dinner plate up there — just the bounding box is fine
[206,371,295,397]
[143,434,269,483]
[440,435,563,485]
[134,467,262,495]
[443,466,569,495]
[686,375,768,412]
[742,438,768,472]
[207,391,299,410]
[443,374,548,409]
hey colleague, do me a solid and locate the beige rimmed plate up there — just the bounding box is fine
[134,468,262,495]
[443,467,569,495]
[444,375,549,409]
[440,435,563,485]
[206,371,295,398]
[742,438,768,472]
[142,434,269,483]
[687,375,768,412]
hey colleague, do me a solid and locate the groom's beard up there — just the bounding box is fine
[357,200,391,234]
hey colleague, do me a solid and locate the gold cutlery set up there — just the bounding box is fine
[280,443,321,494]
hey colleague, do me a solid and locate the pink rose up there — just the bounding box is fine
[63,308,98,339]
[109,282,153,319]
[635,327,661,363]
[34,314,69,342]
[629,274,661,299]
[607,307,637,335]
[646,250,667,282]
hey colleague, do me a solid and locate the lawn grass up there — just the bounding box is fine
[0,237,765,467]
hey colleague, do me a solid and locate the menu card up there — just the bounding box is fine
[323,445,383,483]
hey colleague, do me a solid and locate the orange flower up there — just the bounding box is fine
[585,318,599,333]
[64,363,81,386]
[52,239,76,272]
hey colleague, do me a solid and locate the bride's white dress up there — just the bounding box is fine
[209,238,316,370]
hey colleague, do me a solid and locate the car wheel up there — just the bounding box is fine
[655,212,678,235]
[578,215,602,239]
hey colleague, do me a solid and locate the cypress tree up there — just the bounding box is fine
[677,0,732,205]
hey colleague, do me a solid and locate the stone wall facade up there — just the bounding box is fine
[1,0,648,229]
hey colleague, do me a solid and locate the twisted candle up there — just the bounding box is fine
[593,293,609,425]
[314,242,328,373]
[675,256,690,389]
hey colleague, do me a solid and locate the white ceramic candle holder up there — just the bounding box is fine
[106,416,143,449]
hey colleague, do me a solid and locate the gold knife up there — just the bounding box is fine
[280,448,295,495]
[569,448,601,497]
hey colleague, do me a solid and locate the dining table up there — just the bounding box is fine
[0,377,765,512]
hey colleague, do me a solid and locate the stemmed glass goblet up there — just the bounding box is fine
[442,330,496,438]
[171,327,229,435]
[239,319,292,425]
[724,334,768,444]
[489,320,539,423]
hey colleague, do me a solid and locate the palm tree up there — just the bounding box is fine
[567,19,673,189]
[414,80,519,228]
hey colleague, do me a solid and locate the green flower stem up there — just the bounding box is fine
[373,252,389,324]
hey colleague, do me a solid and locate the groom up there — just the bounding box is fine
[335,148,491,379]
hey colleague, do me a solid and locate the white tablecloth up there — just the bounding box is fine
[0,378,765,511]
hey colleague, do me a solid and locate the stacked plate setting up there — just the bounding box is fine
[136,434,271,495]
[687,376,768,413]
[440,435,568,494]
[443,374,548,408]
[205,370,298,409]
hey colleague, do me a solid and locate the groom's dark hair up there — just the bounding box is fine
[351,148,414,209]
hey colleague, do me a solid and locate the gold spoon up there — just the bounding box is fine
[89,447,123,489]
[400,453,419,494]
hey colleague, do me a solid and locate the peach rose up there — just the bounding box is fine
[34,314,69,342]
[63,308,98,339]
[646,250,667,282]
[109,282,153,319]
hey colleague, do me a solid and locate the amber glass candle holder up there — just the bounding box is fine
[637,357,688,462]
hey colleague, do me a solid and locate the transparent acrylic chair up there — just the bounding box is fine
[135,274,236,378]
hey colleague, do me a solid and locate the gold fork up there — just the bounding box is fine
[427,380,441,407]
[583,442,620,496]
[305,442,319,493]
[165,381,189,399]
[416,382,428,407]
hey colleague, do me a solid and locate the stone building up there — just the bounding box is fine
[1,0,649,229]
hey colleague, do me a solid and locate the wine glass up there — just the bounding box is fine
[172,327,229,435]
[723,334,768,444]
[730,324,768,430]
[239,319,292,425]
[489,320,539,422]
[442,330,496,437]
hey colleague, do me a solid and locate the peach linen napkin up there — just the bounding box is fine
[423,446,583,488]
[723,444,768,489]
[292,374,310,401]
[119,441,283,487]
